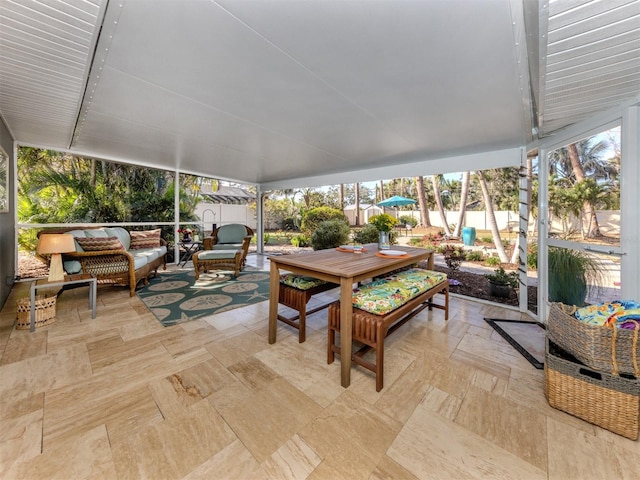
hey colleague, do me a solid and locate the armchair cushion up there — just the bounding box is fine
[216,224,250,244]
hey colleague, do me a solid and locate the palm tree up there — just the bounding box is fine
[415,176,431,228]
[549,137,616,238]
[453,171,471,238]
[431,175,452,236]
[475,171,509,262]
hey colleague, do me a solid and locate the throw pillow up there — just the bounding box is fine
[129,229,161,249]
[75,236,124,251]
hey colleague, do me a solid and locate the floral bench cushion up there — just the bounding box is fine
[352,268,447,316]
[280,274,327,290]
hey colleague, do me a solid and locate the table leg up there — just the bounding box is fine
[91,278,97,319]
[30,284,36,333]
[268,261,280,344]
[339,278,353,387]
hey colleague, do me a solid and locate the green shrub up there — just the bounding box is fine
[408,237,424,246]
[291,234,310,247]
[527,242,538,269]
[263,232,271,244]
[399,215,417,227]
[301,207,347,235]
[466,250,484,262]
[548,247,605,306]
[441,244,466,272]
[480,236,493,243]
[310,219,350,250]
[352,224,379,244]
[485,256,501,266]
[282,217,297,231]
[484,267,518,288]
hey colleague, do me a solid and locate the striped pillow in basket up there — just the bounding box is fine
[75,236,124,251]
[129,229,161,249]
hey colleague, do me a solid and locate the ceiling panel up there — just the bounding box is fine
[538,0,640,136]
[0,0,104,147]
[1,0,639,188]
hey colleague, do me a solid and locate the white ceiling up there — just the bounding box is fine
[1,0,639,189]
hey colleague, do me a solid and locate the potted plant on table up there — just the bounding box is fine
[484,266,518,298]
[177,227,193,242]
[368,214,397,250]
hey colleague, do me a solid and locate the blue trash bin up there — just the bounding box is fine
[462,227,476,246]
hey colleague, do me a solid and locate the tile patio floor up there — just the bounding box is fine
[1,253,638,479]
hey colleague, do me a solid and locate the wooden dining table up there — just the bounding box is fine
[268,244,434,387]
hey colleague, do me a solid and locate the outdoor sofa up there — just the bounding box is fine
[38,227,167,296]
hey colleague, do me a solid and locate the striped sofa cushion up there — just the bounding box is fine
[75,236,124,251]
[129,229,161,249]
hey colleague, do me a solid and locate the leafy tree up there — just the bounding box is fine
[310,219,350,250]
[300,206,347,235]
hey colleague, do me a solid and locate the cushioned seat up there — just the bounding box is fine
[203,224,253,269]
[192,249,242,279]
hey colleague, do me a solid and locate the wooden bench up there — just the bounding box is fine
[278,274,338,342]
[327,269,449,391]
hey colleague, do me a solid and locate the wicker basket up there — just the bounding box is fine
[548,302,640,376]
[545,339,640,440]
[16,295,57,330]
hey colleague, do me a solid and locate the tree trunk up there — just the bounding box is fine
[431,175,451,235]
[568,143,601,238]
[354,182,360,226]
[416,176,431,228]
[339,184,344,210]
[379,180,384,202]
[454,171,470,237]
[476,171,509,262]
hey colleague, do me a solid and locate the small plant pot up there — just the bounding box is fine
[488,281,512,298]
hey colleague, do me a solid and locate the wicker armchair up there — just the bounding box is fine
[203,224,254,268]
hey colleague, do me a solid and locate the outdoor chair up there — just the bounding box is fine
[203,224,253,269]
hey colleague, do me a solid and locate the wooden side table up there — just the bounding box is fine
[30,274,97,332]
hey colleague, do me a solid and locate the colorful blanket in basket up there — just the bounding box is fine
[574,301,640,330]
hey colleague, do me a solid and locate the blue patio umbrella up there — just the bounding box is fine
[377,195,417,208]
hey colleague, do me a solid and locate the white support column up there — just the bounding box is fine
[256,187,264,255]
[517,148,528,313]
[174,171,180,264]
[621,106,640,301]
[537,147,550,323]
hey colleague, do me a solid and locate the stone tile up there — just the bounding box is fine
[43,386,163,447]
[0,329,48,365]
[148,357,239,418]
[455,385,548,471]
[547,417,640,480]
[9,425,117,480]
[299,391,401,477]
[262,434,322,480]
[216,378,322,463]
[388,407,546,480]
[205,326,270,367]
[370,455,420,480]
[182,439,268,480]
[111,399,236,479]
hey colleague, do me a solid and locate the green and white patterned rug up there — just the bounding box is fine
[137,267,270,327]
